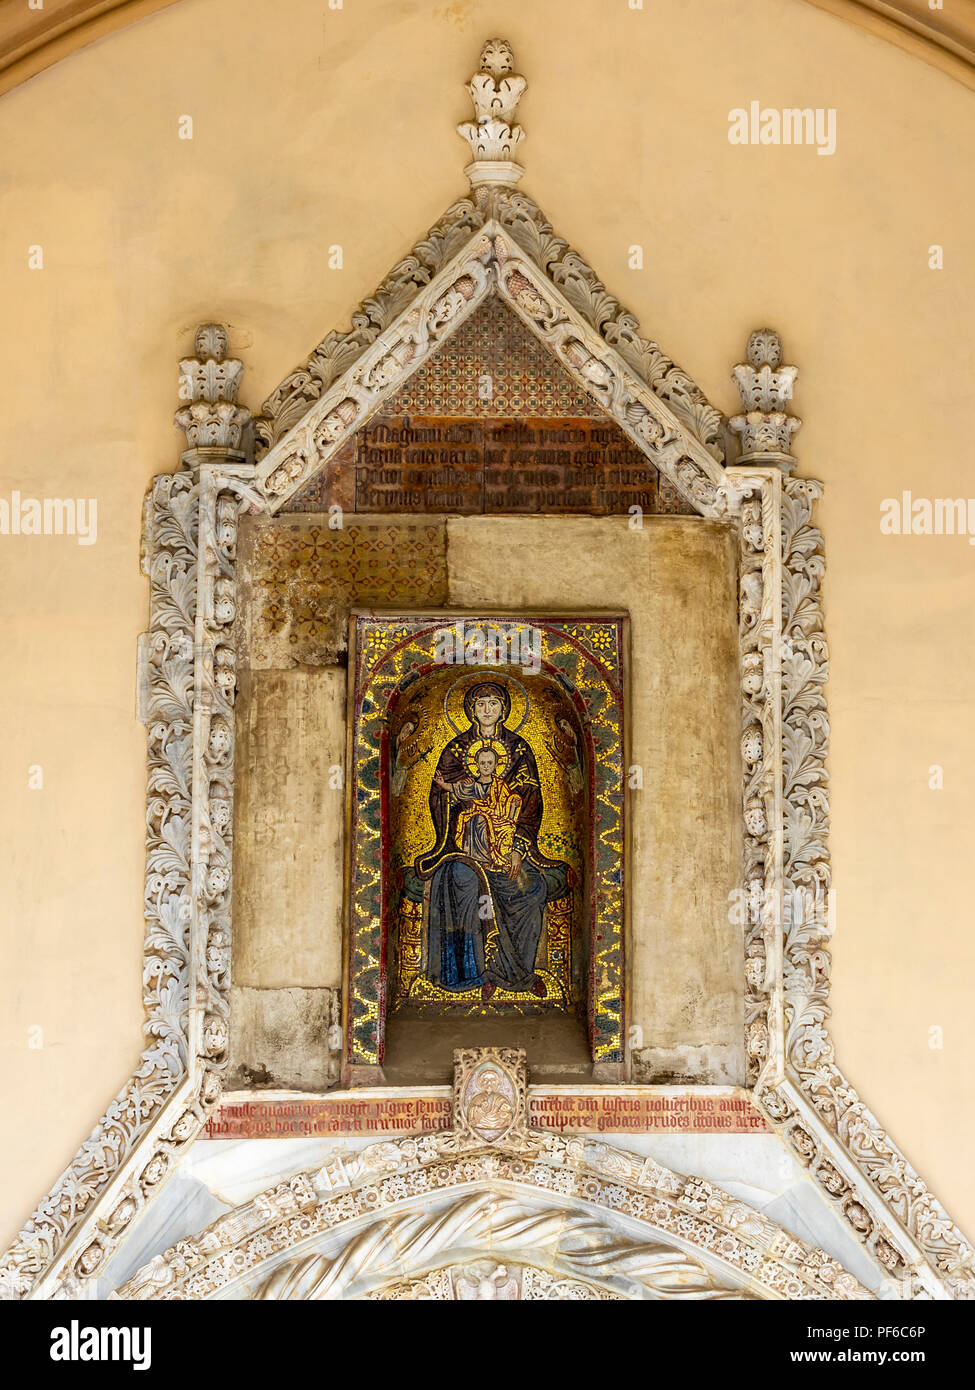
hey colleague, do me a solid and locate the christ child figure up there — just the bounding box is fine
[452,744,522,873]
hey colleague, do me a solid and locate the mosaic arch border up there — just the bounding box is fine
[345,613,626,1072]
[2,39,973,1302]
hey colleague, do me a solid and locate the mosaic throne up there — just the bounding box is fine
[394,873,575,1007]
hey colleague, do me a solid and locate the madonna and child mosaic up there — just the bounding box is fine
[346,614,626,1068]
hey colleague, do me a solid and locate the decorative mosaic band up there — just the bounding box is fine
[347,614,625,1068]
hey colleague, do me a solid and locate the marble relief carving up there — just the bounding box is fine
[454,1048,530,1148]
[3,36,974,1305]
[112,1053,869,1302]
[366,1264,624,1301]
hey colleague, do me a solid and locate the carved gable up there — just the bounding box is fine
[281,295,696,517]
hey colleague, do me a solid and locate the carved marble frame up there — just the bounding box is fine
[108,1127,874,1302]
[2,139,973,1310]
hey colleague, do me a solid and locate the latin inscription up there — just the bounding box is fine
[351,417,660,514]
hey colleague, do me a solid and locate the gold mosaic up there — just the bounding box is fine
[346,614,625,1067]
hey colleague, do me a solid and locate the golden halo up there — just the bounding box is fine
[465,738,509,778]
[443,672,529,735]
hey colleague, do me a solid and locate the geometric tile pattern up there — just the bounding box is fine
[384,296,601,417]
[238,517,448,668]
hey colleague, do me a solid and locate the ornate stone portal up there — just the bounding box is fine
[110,1051,867,1302]
[1,37,973,1302]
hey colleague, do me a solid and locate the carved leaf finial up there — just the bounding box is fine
[457,38,526,187]
[730,328,801,471]
[175,322,250,463]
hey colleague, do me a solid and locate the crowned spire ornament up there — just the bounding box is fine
[457,37,526,188]
[730,329,801,472]
[174,322,250,470]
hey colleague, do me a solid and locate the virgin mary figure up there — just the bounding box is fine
[415,680,567,1002]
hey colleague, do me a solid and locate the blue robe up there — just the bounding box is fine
[415,726,558,992]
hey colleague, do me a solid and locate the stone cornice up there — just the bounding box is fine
[0,0,181,99]
[802,0,975,91]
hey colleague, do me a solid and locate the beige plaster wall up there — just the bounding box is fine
[2,0,973,1247]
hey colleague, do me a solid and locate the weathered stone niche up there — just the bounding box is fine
[228,510,742,1088]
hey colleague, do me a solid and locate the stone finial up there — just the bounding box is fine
[457,38,526,188]
[730,329,801,472]
[175,322,250,466]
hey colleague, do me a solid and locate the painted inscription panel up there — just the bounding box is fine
[203,1091,770,1138]
[284,415,697,515]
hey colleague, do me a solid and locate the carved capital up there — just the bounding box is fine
[458,38,526,187]
[175,323,250,466]
[730,329,800,471]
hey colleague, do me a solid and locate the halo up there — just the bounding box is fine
[465,738,509,778]
[443,672,530,734]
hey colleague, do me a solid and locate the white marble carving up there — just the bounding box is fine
[175,323,250,456]
[111,1130,868,1301]
[730,329,801,469]
[257,1199,751,1302]
[457,38,526,186]
[363,1263,621,1301]
[453,1046,529,1149]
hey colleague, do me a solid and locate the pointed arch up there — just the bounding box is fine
[253,196,727,519]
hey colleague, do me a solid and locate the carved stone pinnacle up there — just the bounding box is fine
[457,38,526,188]
[175,321,250,469]
[730,328,801,472]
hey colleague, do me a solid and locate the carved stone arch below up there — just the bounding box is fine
[110,1131,872,1302]
[254,1196,757,1302]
